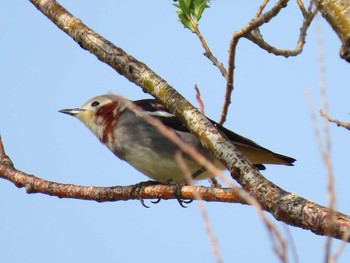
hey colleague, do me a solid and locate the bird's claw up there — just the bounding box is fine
[131,181,161,208]
[150,198,161,204]
[174,182,192,208]
[131,181,192,208]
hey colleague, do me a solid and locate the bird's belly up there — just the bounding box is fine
[108,123,222,184]
[123,147,205,183]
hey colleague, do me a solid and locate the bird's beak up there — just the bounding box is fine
[59,108,85,116]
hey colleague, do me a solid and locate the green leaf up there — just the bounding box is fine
[177,12,195,31]
[178,0,192,16]
[174,0,210,32]
[193,0,209,22]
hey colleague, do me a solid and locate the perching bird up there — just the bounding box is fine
[59,94,295,184]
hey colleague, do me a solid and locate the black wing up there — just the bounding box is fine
[133,99,189,132]
[133,99,296,167]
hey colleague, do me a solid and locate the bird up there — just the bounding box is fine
[59,94,295,184]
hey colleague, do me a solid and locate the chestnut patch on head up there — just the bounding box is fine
[95,101,122,144]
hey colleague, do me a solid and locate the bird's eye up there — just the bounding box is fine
[91,101,100,107]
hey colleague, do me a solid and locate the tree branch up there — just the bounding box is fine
[313,0,350,62]
[221,0,316,124]
[0,157,243,205]
[320,109,350,131]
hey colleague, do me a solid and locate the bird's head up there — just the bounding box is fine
[59,94,131,141]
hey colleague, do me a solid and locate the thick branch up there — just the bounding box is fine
[231,168,350,241]
[313,0,350,62]
[1,144,350,240]
[0,154,243,204]
[24,0,350,241]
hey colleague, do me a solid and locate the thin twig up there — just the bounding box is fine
[306,94,334,263]
[221,0,290,124]
[297,0,308,17]
[320,110,350,131]
[315,16,337,263]
[283,225,299,263]
[221,0,316,124]
[195,84,205,115]
[176,152,223,263]
[0,135,13,167]
[189,18,227,78]
[227,172,288,263]
[194,85,222,188]
[255,0,270,18]
[331,241,347,263]
[0,135,5,159]
[246,5,317,58]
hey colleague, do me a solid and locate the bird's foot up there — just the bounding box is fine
[174,182,192,208]
[131,180,161,208]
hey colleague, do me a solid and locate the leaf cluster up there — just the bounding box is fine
[174,0,210,32]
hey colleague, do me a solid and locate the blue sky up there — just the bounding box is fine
[1,1,350,262]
